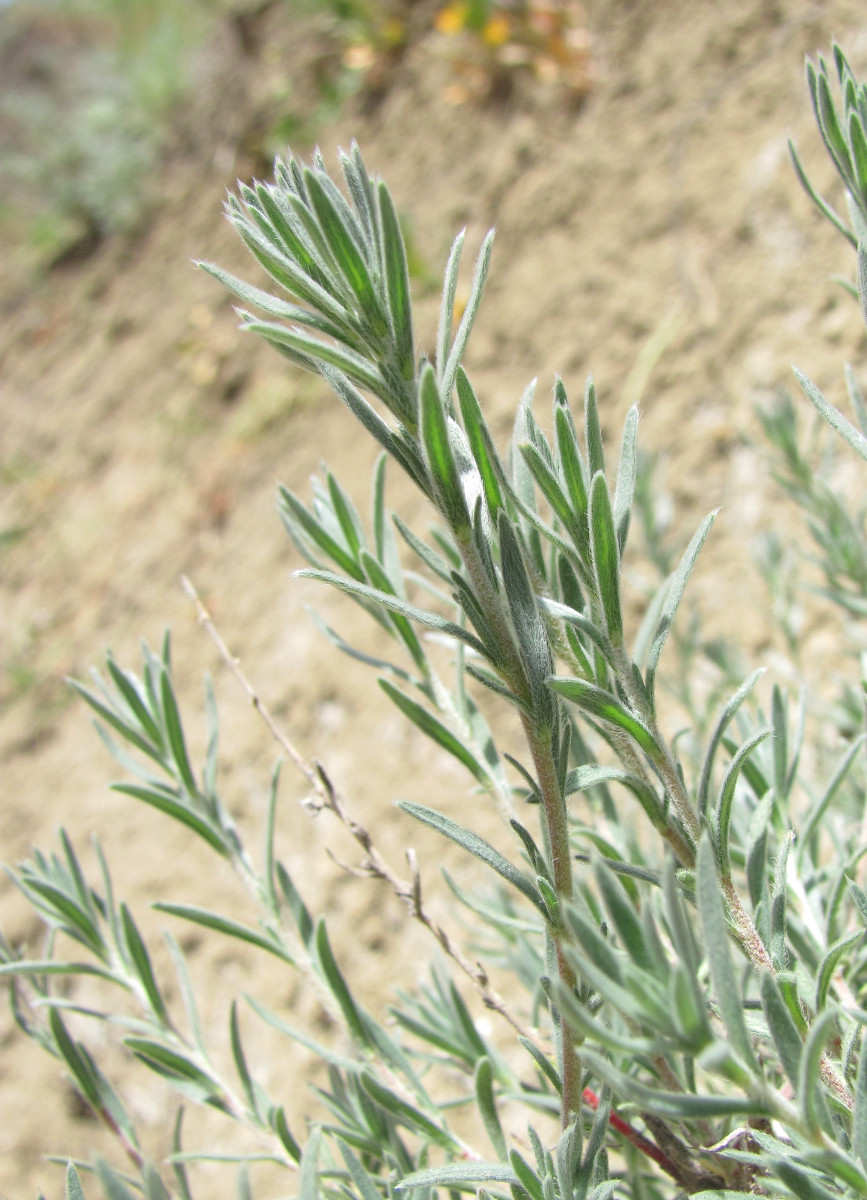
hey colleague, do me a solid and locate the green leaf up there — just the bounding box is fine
[696,838,756,1069]
[399,801,546,916]
[398,1163,519,1191]
[104,655,163,751]
[714,729,772,878]
[580,1049,771,1119]
[110,785,229,857]
[547,676,661,761]
[437,229,465,381]
[159,669,197,798]
[94,1160,138,1200]
[816,66,854,180]
[646,510,718,694]
[356,543,417,644]
[70,679,163,765]
[245,995,362,1074]
[612,404,639,553]
[305,170,383,328]
[799,1008,836,1135]
[242,319,382,395]
[296,568,487,656]
[315,920,366,1045]
[359,1072,456,1149]
[299,1126,321,1200]
[567,765,665,831]
[794,367,867,461]
[583,378,605,479]
[475,1058,507,1158]
[851,119,867,208]
[815,929,862,1010]
[419,364,471,533]
[588,472,623,645]
[800,733,867,861]
[153,903,292,963]
[510,1150,544,1200]
[697,669,767,816]
[746,790,774,909]
[0,959,115,981]
[271,1105,302,1163]
[228,204,356,325]
[120,903,167,1023]
[576,1088,611,1197]
[594,859,655,975]
[379,679,490,786]
[197,262,346,337]
[538,598,612,664]
[378,181,415,383]
[456,368,505,517]
[554,400,591,568]
[50,1008,102,1110]
[518,1035,561,1092]
[500,515,553,722]
[337,1140,385,1200]
[441,229,495,403]
[229,1000,259,1119]
[276,863,314,949]
[521,440,579,535]
[66,1163,86,1200]
[124,1039,226,1107]
[761,972,803,1088]
[773,1158,843,1200]
[22,879,104,957]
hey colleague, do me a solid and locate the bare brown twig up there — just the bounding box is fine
[181,576,533,1043]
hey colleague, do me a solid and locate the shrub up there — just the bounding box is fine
[6,38,867,1200]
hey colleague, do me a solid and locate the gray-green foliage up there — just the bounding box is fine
[8,39,867,1200]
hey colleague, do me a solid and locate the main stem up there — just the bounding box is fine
[524,715,582,1127]
[459,540,581,1126]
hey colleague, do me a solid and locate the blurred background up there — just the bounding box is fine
[2,0,867,1194]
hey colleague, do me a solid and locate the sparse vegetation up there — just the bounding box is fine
[6,30,867,1200]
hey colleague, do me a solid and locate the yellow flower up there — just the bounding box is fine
[481,12,511,47]
[435,3,467,35]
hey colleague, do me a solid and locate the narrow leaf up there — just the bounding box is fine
[815,929,862,1011]
[646,510,718,691]
[548,676,661,761]
[794,367,867,461]
[359,1072,456,1149]
[153,903,292,963]
[761,973,803,1088]
[296,568,487,656]
[159,671,197,797]
[110,785,229,857]
[399,801,546,915]
[589,472,623,646]
[378,181,415,382]
[120,903,167,1023]
[613,404,639,552]
[398,1163,519,1191]
[442,229,495,403]
[696,838,756,1069]
[475,1057,507,1158]
[714,729,772,878]
[697,669,766,816]
[379,679,489,786]
[420,365,471,533]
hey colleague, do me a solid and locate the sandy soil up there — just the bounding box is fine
[2,0,867,1195]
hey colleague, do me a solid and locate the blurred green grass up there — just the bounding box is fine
[0,0,229,272]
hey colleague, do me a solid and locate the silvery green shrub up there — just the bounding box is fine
[8,42,867,1200]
